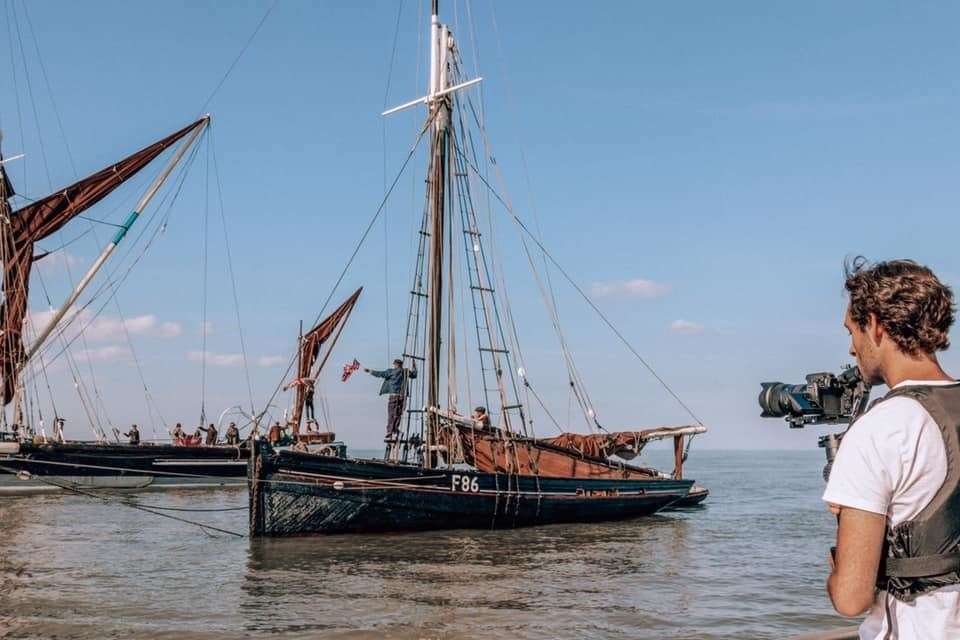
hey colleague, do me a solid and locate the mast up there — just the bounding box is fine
[24,117,209,363]
[382,0,480,467]
[424,0,451,468]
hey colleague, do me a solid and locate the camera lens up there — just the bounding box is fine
[758,382,793,417]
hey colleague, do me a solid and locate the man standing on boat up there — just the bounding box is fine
[198,423,218,446]
[224,422,240,445]
[123,424,140,445]
[364,358,417,441]
[823,258,959,639]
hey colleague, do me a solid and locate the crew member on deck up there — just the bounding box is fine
[225,422,240,445]
[364,358,417,441]
[171,423,185,443]
[123,424,140,445]
[198,423,218,445]
[268,421,283,445]
[472,406,491,429]
[304,380,316,422]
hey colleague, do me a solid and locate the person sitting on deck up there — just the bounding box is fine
[171,423,185,444]
[267,421,283,445]
[123,424,140,445]
[198,423,218,446]
[364,358,417,441]
[471,406,491,429]
[224,422,240,445]
[53,417,66,443]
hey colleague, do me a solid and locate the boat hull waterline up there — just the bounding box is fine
[249,444,694,536]
[0,441,248,495]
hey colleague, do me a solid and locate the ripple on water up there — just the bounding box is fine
[0,450,850,639]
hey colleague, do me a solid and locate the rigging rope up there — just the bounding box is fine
[197,0,278,114]
[0,463,244,537]
[454,146,706,428]
[210,128,256,418]
[260,112,437,428]
[381,0,406,361]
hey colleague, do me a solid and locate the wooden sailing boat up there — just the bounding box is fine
[0,118,254,493]
[249,1,706,536]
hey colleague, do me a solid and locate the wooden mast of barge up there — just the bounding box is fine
[423,0,449,469]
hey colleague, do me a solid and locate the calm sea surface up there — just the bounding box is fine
[0,449,854,639]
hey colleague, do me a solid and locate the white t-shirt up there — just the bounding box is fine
[822,379,960,640]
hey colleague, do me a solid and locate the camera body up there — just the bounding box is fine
[759,366,870,428]
[758,365,872,480]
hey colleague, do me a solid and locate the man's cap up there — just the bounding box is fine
[474,406,486,414]
[393,358,403,366]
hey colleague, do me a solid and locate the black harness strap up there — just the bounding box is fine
[884,551,960,578]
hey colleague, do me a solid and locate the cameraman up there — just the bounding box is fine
[823,257,957,639]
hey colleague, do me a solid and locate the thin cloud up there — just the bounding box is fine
[257,355,286,367]
[35,249,82,276]
[26,310,183,342]
[591,278,669,299]
[187,350,244,367]
[159,321,183,338]
[670,319,704,335]
[75,345,131,363]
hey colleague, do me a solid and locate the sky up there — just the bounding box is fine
[1,1,958,452]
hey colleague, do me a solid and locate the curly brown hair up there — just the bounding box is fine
[844,256,955,354]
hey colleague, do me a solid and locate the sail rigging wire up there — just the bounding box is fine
[381,0,406,361]
[197,0,279,115]
[460,8,603,431]
[453,147,706,428]
[210,128,256,418]
[260,112,437,427]
[19,6,177,440]
[455,87,598,433]
[0,463,244,537]
[198,136,212,426]
[21,138,204,387]
[10,0,169,439]
[16,135,203,388]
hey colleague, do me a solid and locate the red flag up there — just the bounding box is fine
[342,358,360,382]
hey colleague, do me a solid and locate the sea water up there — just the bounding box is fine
[0,449,852,639]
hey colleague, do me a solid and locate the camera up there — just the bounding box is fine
[758,366,870,428]
[759,365,872,481]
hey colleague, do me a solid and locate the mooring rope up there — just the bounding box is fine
[0,463,244,537]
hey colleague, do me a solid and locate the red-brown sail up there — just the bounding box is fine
[288,288,363,431]
[453,426,658,480]
[0,118,207,403]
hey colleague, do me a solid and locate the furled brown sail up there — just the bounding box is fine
[288,288,363,431]
[0,118,207,403]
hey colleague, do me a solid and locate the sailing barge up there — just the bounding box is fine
[0,109,258,493]
[249,1,708,536]
[0,437,246,494]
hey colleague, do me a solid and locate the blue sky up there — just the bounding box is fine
[1,1,958,451]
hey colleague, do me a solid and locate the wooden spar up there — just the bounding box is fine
[423,2,450,469]
[25,117,209,363]
[673,435,684,480]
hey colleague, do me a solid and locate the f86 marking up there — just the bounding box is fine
[451,474,479,493]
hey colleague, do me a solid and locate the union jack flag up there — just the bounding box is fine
[342,358,360,382]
